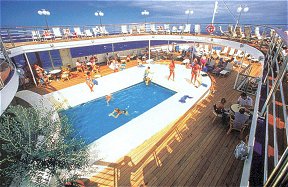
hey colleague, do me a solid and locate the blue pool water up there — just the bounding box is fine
[60,82,176,144]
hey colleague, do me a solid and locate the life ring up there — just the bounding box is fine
[206,24,215,34]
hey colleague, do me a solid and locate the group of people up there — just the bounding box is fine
[76,56,100,74]
[105,94,129,118]
[214,92,253,130]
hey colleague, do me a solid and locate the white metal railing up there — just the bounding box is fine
[241,28,288,186]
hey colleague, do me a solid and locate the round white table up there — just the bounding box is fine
[230,104,251,116]
[49,69,61,75]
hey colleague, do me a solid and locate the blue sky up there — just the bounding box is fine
[1,0,287,27]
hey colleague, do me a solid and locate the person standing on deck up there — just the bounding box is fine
[168,60,175,81]
[191,62,201,85]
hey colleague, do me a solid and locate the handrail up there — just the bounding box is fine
[241,27,288,186]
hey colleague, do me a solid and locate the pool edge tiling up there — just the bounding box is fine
[44,64,212,164]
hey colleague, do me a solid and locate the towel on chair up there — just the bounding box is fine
[179,95,193,103]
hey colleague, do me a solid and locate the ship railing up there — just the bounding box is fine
[1,23,287,49]
[240,27,288,186]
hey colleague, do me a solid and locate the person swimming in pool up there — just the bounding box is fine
[105,94,112,106]
[109,108,128,118]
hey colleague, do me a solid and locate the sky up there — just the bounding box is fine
[0,0,287,27]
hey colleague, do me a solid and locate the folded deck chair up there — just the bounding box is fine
[74,27,85,38]
[183,24,191,34]
[52,27,63,39]
[84,29,93,37]
[121,25,128,35]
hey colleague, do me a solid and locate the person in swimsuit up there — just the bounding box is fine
[109,108,128,118]
[85,72,94,92]
[168,60,175,81]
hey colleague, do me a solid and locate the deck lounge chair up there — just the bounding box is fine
[234,50,244,58]
[63,28,75,39]
[220,46,229,55]
[219,62,233,77]
[195,24,201,35]
[84,29,93,37]
[41,30,54,41]
[219,26,229,37]
[74,27,85,38]
[100,26,109,35]
[244,26,252,40]
[164,24,171,34]
[228,48,235,56]
[235,26,244,38]
[92,26,100,36]
[183,24,191,34]
[52,27,63,39]
[228,25,236,37]
[171,26,178,34]
[31,30,41,41]
[254,27,262,40]
[121,25,128,35]
[177,25,184,34]
[150,24,157,34]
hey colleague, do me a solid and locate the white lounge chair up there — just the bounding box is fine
[164,24,171,34]
[100,26,109,35]
[74,27,85,38]
[31,30,41,41]
[254,27,262,40]
[84,29,93,37]
[183,24,191,34]
[234,50,244,58]
[219,26,229,36]
[121,25,128,35]
[228,48,235,56]
[220,62,234,77]
[220,46,229,55]
[195,24,201,35]
[92,26,100,36]
[150,24,157,34]
[52,27,63,39]
[63,28,74,39]
[177,25,184,34]
[171,26,178,34]
[41,30,54,40]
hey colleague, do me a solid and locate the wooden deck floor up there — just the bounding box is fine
[26,58,263,186]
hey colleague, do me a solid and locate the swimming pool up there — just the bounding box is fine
[60,82,176,144]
